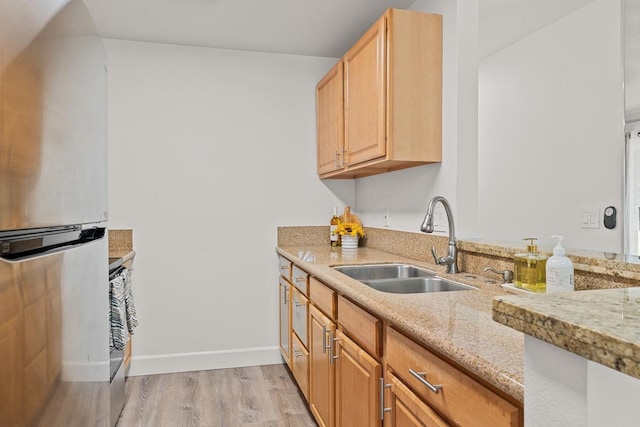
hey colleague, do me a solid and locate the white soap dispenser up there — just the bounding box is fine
[546,235,574,292]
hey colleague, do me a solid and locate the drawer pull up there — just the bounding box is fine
[293,301,306,308]
[294,350,304,358]
[409,369,443,394]
[379,378,391,420]
[294,276,306,283]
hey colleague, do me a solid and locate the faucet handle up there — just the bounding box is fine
[430,246,440,265]
[483,267,514,284]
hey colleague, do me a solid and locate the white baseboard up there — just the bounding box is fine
[127,346,282,376]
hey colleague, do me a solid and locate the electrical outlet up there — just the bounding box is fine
[383,208,390,227]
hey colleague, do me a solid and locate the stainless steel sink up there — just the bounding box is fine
[333,263,435,281]
[362,277,474,294]
[333,264,474,294]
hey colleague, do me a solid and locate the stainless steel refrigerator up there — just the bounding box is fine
[0,1,111,425]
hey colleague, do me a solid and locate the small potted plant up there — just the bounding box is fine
[336,222,365,249]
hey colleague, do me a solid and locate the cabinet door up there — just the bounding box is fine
[292,332,310,401]
[335,329,381,427]
[385,371,450,427]
[343,13,386,167]
[279,278,291,365]
[309,305,335,427]
[316,61,345,176]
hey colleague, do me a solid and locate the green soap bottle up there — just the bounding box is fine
[514,237,548,293]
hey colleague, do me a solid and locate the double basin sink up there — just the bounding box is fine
[333,263,474,294]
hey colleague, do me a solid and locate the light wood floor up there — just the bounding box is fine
[116,364,317,426]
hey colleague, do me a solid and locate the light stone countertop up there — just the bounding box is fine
[459,238,640,280]
[277,245,525,403]
[493,288,640,379]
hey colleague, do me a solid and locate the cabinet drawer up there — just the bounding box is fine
[278,256,292,281]
[309,277,336,320]
[386,370,451,427]
[337,295,381,358]
[292,287,309,348]
[386,327,521,427]
[292,265,309,295]
[292,332,310,401]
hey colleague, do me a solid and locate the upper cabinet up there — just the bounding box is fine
[316,8,443,179]
[316,61,345,176]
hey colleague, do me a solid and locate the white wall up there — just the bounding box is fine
[358,0,624,254]
[478,0,624,252]
[525,336,640,426]
[106,39,355,375]
[356,0,480,240]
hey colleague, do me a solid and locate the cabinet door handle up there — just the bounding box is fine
[329,333,339,365]
[342,147,347,167]
[335,150,340,169]
[379,378,391,420]
[408,369,443,394]
[322,325,328,354]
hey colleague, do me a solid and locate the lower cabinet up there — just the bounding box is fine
[385,327,521,427]
[334,329,381,427]
[279,277,291,365]
[292,332,310,400]
[309,304,335,427]
[385,371,450,427]
[277,260,523,427]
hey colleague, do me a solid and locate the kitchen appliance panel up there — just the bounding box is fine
[0,0,107,232]
[0,1,112,425]
[0,236,110,426]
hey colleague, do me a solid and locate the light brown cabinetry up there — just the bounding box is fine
[384,372,450,427]
[334,329,381,427]
[292,332,310,400]
[309,304,335,427]
[342,13,386,168]
[316,61,345,175]
[279,257,311,400]
[316,8,443,179]
[385,327,521,427]
[277,258,522,427]
[279,277,291,365]
[291,284,309,400]
[337,294,382,358]
[278,256,292,366]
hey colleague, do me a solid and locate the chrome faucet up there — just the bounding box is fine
[420,196,459,274]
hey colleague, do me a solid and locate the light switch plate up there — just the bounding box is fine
[579,208,600,229]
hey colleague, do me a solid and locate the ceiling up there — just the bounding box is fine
[82,0,414,58]
[81,0,602,60]
[80,0,636,115]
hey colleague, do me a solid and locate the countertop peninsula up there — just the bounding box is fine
[493,287,640,379]
[276,245,525,402]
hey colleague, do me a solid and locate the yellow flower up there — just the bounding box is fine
[336,222,365,237]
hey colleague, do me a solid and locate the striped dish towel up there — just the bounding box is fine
[109,268,138,351]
